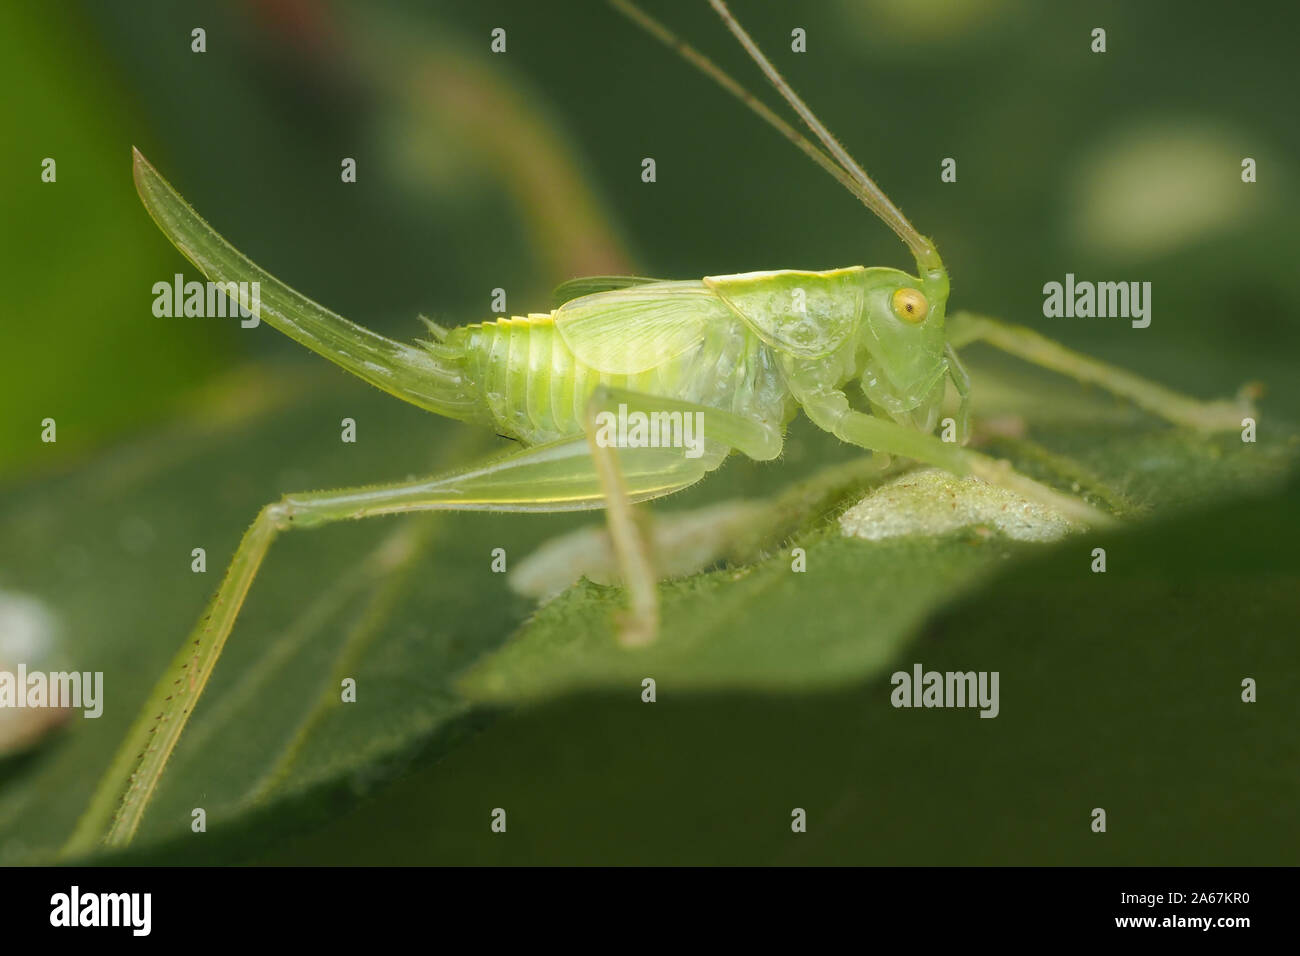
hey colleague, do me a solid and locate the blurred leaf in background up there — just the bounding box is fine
[0,2,228,479]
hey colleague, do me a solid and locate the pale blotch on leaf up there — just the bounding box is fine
[509,501,762,600]
[838,468,1080,543]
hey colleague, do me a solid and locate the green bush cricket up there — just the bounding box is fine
[65,0,1253,855]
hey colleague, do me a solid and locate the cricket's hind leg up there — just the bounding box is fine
[70,433,719,853]
[72,396,781,852]
[947,311,1257,431]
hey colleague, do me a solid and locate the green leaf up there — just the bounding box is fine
[250,473,1300,865]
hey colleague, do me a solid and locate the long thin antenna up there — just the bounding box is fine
[607,0,942,277]
[706,0,940,273]
[608,2,862,214]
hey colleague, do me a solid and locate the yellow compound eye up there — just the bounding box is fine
[891,287,929,324]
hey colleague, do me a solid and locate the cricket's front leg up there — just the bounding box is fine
[795,384,1117,528]
[947,311,1257,431]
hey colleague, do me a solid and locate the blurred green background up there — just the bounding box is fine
[0,0,1296,864]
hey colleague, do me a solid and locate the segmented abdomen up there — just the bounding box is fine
[446,312,788,446]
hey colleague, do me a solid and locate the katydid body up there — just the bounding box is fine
[443,266,948,446]
[68,0,1252,855]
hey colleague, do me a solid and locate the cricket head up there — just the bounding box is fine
[856,261,950,432]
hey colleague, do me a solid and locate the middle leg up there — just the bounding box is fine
[580,384,782,645]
